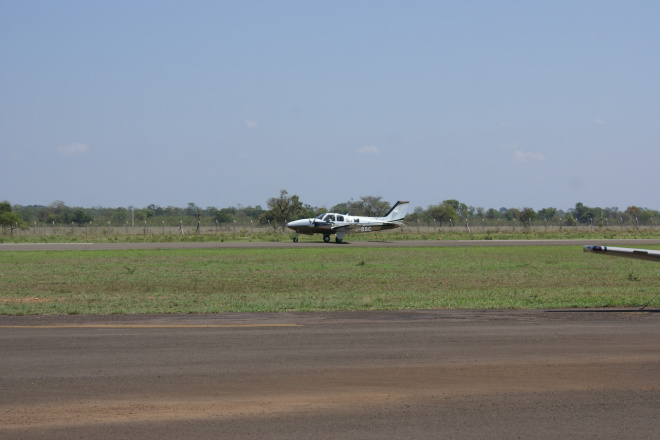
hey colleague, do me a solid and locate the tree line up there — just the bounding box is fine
[2,191,658,233]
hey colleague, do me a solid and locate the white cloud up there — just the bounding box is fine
[513,150,546,162]
[594,118,606,125]
[356,145,379,155]
[244,120,258,128]
[57,143,90,157]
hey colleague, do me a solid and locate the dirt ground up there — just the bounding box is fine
[1,309,658,439]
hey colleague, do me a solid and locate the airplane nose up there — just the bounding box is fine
[287,219,304,229]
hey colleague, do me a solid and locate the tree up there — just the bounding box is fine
[427,202,458,224]
[638,208,660,225]
[330,202,350,214]
[111,207,128,224]
[536,207,557,221]
[185,203,200,216]
[604,207,619,221]
[133,210,147,222]
[565,213,577,227]
[0,202,24,233]
[485,208,500,220]
[208,207,234,225]
[501,208,520,222]
[147,204,165,216]
[347,196,390,217]
[442,199,468,218]
[405,206,426,224]
[262,190,305,229]
[240,205,266,221]
[572,202,603,224]
[300,204,320,219]
[71,208,93,226]
[518,207,536,225]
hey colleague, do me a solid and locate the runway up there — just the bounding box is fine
[2,310,658,439]
[2,238,660,251]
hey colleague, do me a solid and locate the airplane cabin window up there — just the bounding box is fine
[337,215,344,222]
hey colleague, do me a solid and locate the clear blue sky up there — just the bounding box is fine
[2,1,658,212]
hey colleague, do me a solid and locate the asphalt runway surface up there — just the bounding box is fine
[2,310,659,439]
[2,238,660,251]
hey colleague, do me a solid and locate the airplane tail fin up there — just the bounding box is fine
[382,201,409,222]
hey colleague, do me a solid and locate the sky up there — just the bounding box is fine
[1,1,658,212]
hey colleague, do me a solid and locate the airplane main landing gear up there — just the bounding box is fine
[323,234,330,243]
[335,237,343,243]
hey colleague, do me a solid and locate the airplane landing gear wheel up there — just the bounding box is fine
[335,237,343,243]
[323,235,330,243]
[293,236,298,243]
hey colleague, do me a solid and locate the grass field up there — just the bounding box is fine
[3,228,660,244]
[1,245,658,315]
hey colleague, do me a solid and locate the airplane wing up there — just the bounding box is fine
[583,245,660,262]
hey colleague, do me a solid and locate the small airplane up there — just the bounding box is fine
[583,245,660,262]
[287,200,410,243]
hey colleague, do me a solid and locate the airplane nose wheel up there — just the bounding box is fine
[293,236,298,243]
[323,235,330,243]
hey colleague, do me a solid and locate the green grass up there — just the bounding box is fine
[1,246,658,315]
[2,228,660,244]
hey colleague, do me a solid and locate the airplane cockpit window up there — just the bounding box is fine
[337,215,344,222]
[326,215,335,222]
[315,214,325,219]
